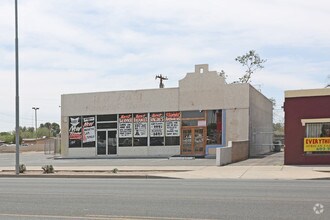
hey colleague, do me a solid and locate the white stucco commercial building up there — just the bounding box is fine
[61,64,273,158]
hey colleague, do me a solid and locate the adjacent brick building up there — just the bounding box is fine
[284,88,330,165]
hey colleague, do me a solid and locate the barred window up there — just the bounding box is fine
[306,123,330,138]
[304,122,330,154]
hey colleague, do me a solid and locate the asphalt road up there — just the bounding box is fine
[0,178,329,220]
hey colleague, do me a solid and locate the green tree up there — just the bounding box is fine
[13,134,22,144]
[44,122,51,129]
[235,50,266,83]
[21,129,34,139]
[37,127,51,138]
[273,122,284,135]
[36,122,60,137]
[51,122,61,136]
[0,132,11,136]
[269,97,276,109]
[0,132,14,143]
[44,122,52,137]
[21,127,34,138]
[218,70,228,79]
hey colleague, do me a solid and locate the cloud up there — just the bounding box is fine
[1,0,330,130]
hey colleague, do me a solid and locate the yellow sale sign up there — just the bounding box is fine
[304,138,330,152]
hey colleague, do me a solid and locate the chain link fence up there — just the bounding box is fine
[44,137,61,155]
[250,127,273,156]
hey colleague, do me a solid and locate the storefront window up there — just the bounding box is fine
[150,112,165,146]
[165,136,180,146]
[182,120,198,126]
[182,111,205,119]
[70,112,183,148]
[119,138,132,147]
[69,116,82,148]
[133,113,148,146]
[306,123,330,137]
[97,114,118,129]
[304,122,330,153]
[165,112,180,146]
[150,137,164,146]
[134,137,147,146]
[97,123,117,129]
[97,114,117,122]
[119,114,133,147]
[82,116,96,147]
[69,115,97,148]
[181,110,206,127]
[206,110,222,145]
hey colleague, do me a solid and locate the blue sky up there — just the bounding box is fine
[1,0,330,132]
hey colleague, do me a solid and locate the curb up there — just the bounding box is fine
[53,156,170,160]
[0,174,180,179]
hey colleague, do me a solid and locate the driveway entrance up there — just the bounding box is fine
[229,151,284,166]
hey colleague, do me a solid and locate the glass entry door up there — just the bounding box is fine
[107,130,117,155]
[182,129,193,154]
[194,128,204,153]
[181,127,206,156]
[97,130,117,155]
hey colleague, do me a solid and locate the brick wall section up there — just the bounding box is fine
[284,95,330,165]
[231,140,249,163]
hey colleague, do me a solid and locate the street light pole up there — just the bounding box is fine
[32,107,39,139]
[15,0,20,175]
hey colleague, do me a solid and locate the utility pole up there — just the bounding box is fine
[155,74,168,88]
[32,107,39,139]
[15,0,20,175]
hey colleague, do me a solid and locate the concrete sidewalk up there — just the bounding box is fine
[1,164,330,180]
[1,151,330,179]
[149,165,330,180]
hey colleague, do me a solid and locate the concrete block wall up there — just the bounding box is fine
[118,146,179,157]
[66,146,180,158]
[216,144,232,166]
[249,85,273,156]
[226,108,249,144]
[231,140,249,163]
[216,140,249,166]
[68,147,96,157]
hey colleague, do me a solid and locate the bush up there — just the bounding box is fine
[112,168,119,173]
[0,134,14,144]
[19,164,26,173]
[42,165,54,173]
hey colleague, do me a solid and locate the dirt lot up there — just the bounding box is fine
[0,144,45,153]
[0,138,57,153]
